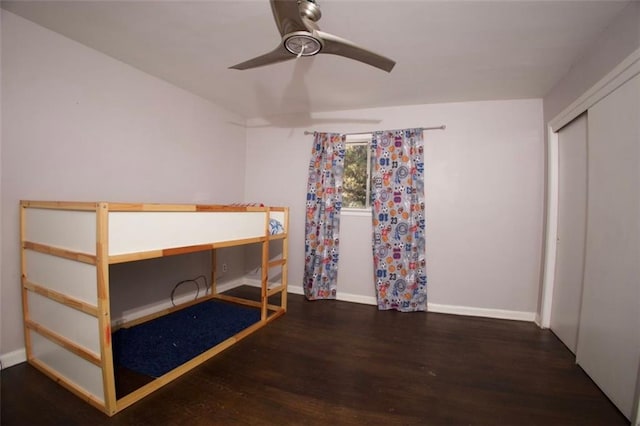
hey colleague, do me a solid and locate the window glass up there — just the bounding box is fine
[342,135,372,210]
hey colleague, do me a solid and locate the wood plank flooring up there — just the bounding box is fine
[1,288,628,425]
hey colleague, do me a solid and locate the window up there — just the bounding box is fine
[342,134,372,210]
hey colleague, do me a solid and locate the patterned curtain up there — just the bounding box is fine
[370,129,427,312]
[303,132,345,300]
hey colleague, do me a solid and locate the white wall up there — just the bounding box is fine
[245,99,544,317]
[1,12,248,359]
[544,1,640,124]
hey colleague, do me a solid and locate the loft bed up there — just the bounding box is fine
[20,200,289,416]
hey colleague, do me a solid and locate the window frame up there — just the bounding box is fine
[341,133,373,213]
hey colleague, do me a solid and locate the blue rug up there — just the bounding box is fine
[112,300,261,378]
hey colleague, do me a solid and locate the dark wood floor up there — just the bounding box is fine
[1,287,628,425]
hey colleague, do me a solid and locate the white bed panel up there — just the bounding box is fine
[108,211,267,255]
[25,208,96,254]
[25,250,97,304]
[30,332,105,402]
[28,292,100,354]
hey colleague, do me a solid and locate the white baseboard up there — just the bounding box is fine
[287,285,304,295]
[336,292,377,305]
[266,281,535,322]
[534,313,543,328]
[296,285,377,305]
[1,348,26,369]
[427,303,536,322]
[245,281,378,305]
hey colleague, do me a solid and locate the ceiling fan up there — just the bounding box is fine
[229,0,395,72]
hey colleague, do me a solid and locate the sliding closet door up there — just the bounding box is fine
[550,113,587,354]
[576,73,640,419]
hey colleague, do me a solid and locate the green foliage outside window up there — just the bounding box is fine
[342,143,368,208]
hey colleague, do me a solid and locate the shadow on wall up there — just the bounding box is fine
[231,58,381,132]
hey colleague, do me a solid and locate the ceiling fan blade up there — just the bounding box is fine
[270,0,309,36]
[316,30,396,73]
[229,44,294,70]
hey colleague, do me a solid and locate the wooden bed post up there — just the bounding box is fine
[19,202,33,362]
[211,249,218,296]
[96,203,117,415]
[281,208,289,312]
[261,209,269,322]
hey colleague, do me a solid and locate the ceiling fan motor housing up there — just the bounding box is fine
[298,0,321,22]
[285,31,322,56]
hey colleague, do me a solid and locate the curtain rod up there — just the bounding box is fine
[303,125,446,136]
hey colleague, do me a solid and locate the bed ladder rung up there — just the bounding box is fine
[267,285,284,297]
[267,259,286,268]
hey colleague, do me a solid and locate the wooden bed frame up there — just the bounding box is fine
[20,200,289,416]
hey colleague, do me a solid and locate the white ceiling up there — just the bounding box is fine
[2,0,630,120]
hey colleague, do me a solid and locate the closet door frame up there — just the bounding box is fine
[540,47,640,424]
[549,113,587,354]
[540,48,640,328]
